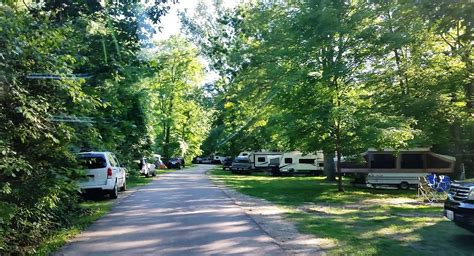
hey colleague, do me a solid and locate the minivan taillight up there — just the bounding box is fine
[107,167,113,178]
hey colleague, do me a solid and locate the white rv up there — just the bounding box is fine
[277,151,324,176]
[238,151,251,157]
[213,155,227,164]
[249,152,283,170]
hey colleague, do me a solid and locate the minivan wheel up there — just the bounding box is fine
[120,180,126,192]
[399,182,409,190]
[110,183,118,199]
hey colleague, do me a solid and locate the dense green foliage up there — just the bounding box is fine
[141,36,212,162]
[0,1,209,253]
[182,0,473,185]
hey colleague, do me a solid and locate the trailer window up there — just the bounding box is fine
[257,157,265,162]
[299,159,315,164]
[401,154,424,169]
[318,163,324,167]
[284,158,293,164]
[426,155,450,168]
[370,154,396,168]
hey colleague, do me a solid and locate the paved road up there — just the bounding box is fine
[57,165,286,256]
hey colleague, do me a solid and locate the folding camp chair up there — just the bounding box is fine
[418,175,451,203]
[418,176,438,203]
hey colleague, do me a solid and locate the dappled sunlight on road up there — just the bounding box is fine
[57,165,285,256]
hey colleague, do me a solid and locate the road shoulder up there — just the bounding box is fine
[208,171,328,256]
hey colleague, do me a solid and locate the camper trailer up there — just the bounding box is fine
[276,151,324,176]
[213,155,227,164]
[340,148,456,189]
[249,152,283,171]
[238,151,251,157]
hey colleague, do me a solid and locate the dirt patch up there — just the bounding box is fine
[209,174,332,256]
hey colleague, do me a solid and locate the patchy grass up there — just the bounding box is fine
[127,175,153,188]
[211,169,474,256]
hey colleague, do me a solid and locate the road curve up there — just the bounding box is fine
[57,165,286,256]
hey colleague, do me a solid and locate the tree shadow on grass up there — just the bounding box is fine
[288,206,474,256]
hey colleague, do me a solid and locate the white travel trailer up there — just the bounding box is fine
[277,151,325,175]
[213,155,227,164]
[238,151,252,157]
[249,152,283,170]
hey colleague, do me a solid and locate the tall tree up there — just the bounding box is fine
[142,36,210,160]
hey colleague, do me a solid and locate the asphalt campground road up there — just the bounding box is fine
[57,165,286,256]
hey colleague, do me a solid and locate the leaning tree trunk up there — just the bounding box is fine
[452,120,464,180]
[335,117,344,192]
[324,151,336,181]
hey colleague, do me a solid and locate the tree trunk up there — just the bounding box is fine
[336,136,344,192]
[387,11,408,95]
[452,121,464,179]
[163,95,175,159]
[324,151,336,181]
[334,90,344,192]
[333,74,344,192]
[163,124,171,159]
[461,20,472,112]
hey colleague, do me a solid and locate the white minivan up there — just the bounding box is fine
[78,152,126,199]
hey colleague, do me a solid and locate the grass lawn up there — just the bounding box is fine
[211,169,474,256]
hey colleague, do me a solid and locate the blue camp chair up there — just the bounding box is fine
[418,174,451,203]
[436,175,451,192]
[426,173,437,188]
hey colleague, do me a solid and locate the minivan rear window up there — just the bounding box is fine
[79,156,107,169]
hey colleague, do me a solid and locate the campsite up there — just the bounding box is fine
[1,0,473,255]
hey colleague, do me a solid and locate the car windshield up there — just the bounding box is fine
[235,158,250,163]
[79,156,107,169]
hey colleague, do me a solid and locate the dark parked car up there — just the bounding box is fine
[444,180,474,232]
[166,157,185,169]
[222,157,233,171]
[230,156,252,174]
[195,156,213,164]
